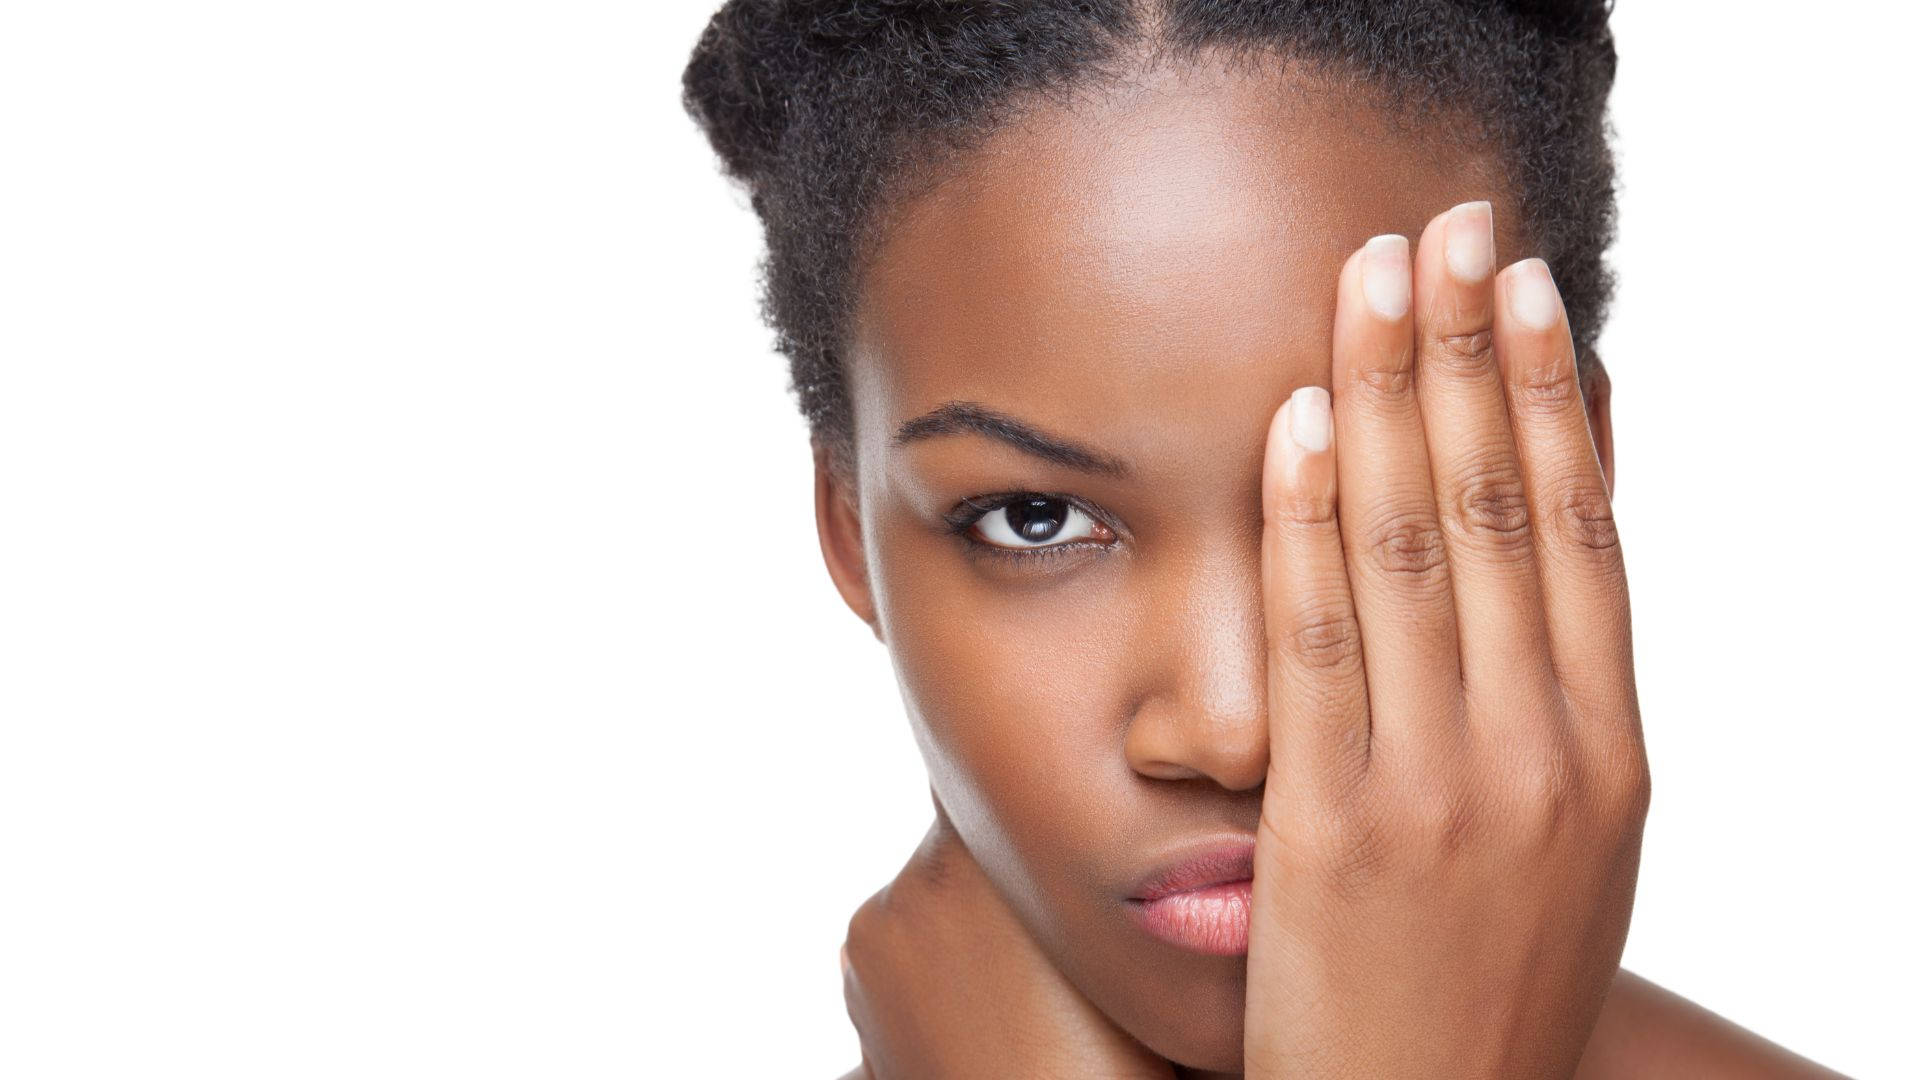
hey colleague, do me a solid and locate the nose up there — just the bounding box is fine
[1122,540,1269,792]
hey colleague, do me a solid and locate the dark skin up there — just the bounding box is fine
[814,55,1849,1078]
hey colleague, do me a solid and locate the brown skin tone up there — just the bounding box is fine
[813,56,1848,1079]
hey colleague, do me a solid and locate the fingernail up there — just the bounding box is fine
[1444,201,1495,283]
[840,943,850,973]
[1360,234,1410,320]
[1288,385,1331,452]
[1508,258,1562,331]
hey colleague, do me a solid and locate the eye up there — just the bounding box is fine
[945,492,1118,559]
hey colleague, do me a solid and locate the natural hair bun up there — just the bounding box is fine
[682,0,801,188]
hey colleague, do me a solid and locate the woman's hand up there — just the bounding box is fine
[840,815,1177,1080]
[1246,202,1651,1078]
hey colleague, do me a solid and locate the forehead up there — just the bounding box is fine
[848,57,1510,490]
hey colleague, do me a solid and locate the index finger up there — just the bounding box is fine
[1261,384,1370,807]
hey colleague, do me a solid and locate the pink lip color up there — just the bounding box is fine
[1125,839,1256,956]
[1128,878,1253,955]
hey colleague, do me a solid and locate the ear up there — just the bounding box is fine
[1581,353,1616,498]
[812,440,883,642]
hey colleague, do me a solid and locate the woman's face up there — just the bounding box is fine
[816,60,1590,1071]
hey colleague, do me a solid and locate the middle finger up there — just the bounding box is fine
[1331,233,1464,761]
[1409,201,1560,716]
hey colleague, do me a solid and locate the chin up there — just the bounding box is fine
[1069,940,1249,1073]
[1136,965,1248,1073]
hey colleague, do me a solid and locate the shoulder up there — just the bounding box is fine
[1575,967,1851,1079]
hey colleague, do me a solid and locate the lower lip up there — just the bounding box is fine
[1126,879,1252,956]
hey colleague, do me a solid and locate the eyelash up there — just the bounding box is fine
[942,490,1120,564]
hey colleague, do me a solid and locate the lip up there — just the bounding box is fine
[1124,836,1256,956]
[1128,838,1257,901]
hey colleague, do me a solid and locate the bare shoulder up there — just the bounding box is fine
[1575,967,1852,1079]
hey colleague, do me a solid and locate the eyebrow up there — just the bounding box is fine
[890,400,1133,479]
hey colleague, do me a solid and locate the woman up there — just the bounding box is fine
[681,1,1848,1076]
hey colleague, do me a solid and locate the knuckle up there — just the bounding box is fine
[1628,754,1653,818]
[1354,359,1416,399]
[1428,329,1497,376]
[843,889,888,960]
[1267,487,1338,529]
[1552,482,1620,555]
[1611,758,1652,824]
[1504,739,1582,842]
[1513,358,1582,413]
[1451,458,1534,552]
[1363,507,1450,584]
[1592,728,1653,821]
[1285,601,1365,673]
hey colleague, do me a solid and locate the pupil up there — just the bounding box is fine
[1007,497,1066,542]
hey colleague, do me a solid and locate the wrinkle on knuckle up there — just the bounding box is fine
[1354,360,1416,400]
[1267,488,1338,529]
[1428,329,1496,376]
[1452,460,1533,552]
[1554,483,1620,555]
[1286,602,1364,673]
[1514,360,1581,413]
[1363,508,1450,584]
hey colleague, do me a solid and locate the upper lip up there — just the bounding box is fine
[1126,835,1256,901]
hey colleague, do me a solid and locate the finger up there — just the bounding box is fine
[1410,201,1561,730]
[1332,234,1464,760]
[1493,259,1633,727]
[1261,385,1370,804]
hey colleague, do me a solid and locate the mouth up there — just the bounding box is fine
[1123,837,1256,956]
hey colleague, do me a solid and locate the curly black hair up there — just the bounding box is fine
[682,0,1618,487]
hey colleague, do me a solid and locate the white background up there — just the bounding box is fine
[2,2,1913,1077]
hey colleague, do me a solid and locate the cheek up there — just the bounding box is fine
[869,536,1256,1073]
[873,544,1137,912]
[884,582,1255,1073]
